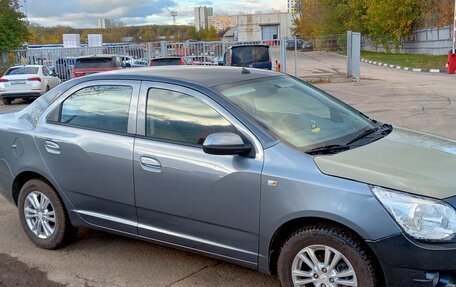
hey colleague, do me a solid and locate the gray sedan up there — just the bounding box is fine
[0,67,456,287]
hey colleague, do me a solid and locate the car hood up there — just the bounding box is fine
[314,126,456,199]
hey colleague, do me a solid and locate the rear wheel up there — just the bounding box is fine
[2,98,12,105]
[18,179,77,249]
[277,225,381,287]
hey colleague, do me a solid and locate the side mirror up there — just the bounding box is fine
[203,132,251,156]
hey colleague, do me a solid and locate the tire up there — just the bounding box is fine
[18,179,77,249]
[277,225,381,287]
[2,98,12,105]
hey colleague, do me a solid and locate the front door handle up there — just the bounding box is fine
[140,156,161,172]
[44,140,61,154]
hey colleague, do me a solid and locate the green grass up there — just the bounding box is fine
[361,51,448,70]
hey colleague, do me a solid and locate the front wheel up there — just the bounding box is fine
[277,225,381,287]
[18,179,77,249]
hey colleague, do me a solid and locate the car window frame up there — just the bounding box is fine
[137,81,263,160]
[44,80,141,136]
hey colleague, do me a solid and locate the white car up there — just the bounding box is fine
[0,65,61,105]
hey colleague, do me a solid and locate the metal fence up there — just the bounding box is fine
[10,40,286,82]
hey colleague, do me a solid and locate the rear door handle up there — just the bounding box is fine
[44,140,61,154]
[140,156,161,172]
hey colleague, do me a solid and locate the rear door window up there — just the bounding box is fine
[5,67,39,75]
[74,58,114,69]
[231,46,269,65]
[59,85,133,133]
[151,58,183,66]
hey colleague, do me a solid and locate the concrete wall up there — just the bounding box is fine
[362,26,454,55]
[236,12,292,42]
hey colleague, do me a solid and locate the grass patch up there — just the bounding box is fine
[361,51,447,69]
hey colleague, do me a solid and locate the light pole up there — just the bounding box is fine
[453,0,456,52]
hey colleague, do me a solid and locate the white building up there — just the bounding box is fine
[194,6,213,31]
[235,12,292,42]
[98,19,112,29]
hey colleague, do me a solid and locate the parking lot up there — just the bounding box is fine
[0,52,455,286]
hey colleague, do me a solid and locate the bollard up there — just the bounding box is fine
[449,50,456,74]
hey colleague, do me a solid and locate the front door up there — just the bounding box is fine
[35,80,140,233]
[134,82,263,265]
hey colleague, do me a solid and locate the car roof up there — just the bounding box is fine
[10,65,42,68]
[84,66,279,88]
[229,44,270,49]
[76,55,117,59]
[151,57,184,60]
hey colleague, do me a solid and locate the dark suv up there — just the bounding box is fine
[223,45,272,70]
[72,55,124,78]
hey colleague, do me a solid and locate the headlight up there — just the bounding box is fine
[372,186,456,241]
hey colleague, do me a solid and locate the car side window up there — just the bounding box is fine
[59,85,133,133]
[146,88,237,146]
[42,66,50,76]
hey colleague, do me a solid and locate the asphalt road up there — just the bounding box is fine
[0,53,455,286]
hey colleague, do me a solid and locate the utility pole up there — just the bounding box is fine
[24,0,28,21]
[453,0,456,52]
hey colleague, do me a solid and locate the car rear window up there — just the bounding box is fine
[75,58,114,69]
[150,58,184,66]
[232,46,269,65]
[5,67,39,75]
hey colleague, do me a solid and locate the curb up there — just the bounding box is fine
[360,59,446,73]
[329,52,446,73]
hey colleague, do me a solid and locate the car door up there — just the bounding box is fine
[34,80,140,233]
[134,82,264,266]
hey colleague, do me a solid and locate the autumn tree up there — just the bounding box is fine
[365,0,422,51]
[0,0,29,51]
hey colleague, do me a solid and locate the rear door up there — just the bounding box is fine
[35,80,140,233]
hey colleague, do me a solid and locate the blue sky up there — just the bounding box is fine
[24,0,287,27]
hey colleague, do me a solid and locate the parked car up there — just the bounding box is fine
[72,55,124,78]
[224,45,272,70]
[2,67,456,287]
[54,57,76,81]
[0,65,60,105]
[149,57,187,66]
[286,39,313,51]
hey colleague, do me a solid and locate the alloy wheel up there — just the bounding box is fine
[291,244,357,287]
[24,191,56,239]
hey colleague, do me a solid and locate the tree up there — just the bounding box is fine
[365,0,422,51]
[0,0,29,51]
[421,0,454,27]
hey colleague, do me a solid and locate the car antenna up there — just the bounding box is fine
[241,67,251,74]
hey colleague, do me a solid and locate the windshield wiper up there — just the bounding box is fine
[306,144,350,155]
[346,127,380,145]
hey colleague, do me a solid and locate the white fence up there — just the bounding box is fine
[362,26,454,55]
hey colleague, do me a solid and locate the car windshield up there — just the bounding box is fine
[218,76,377,150]
[5,67,39,75]
[75,58,113,69]
[232,46,269,65]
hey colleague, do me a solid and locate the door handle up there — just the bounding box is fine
[140,156,161,172]
[44,140,61,154]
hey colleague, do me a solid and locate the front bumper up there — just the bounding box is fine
[368,234,456,287]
